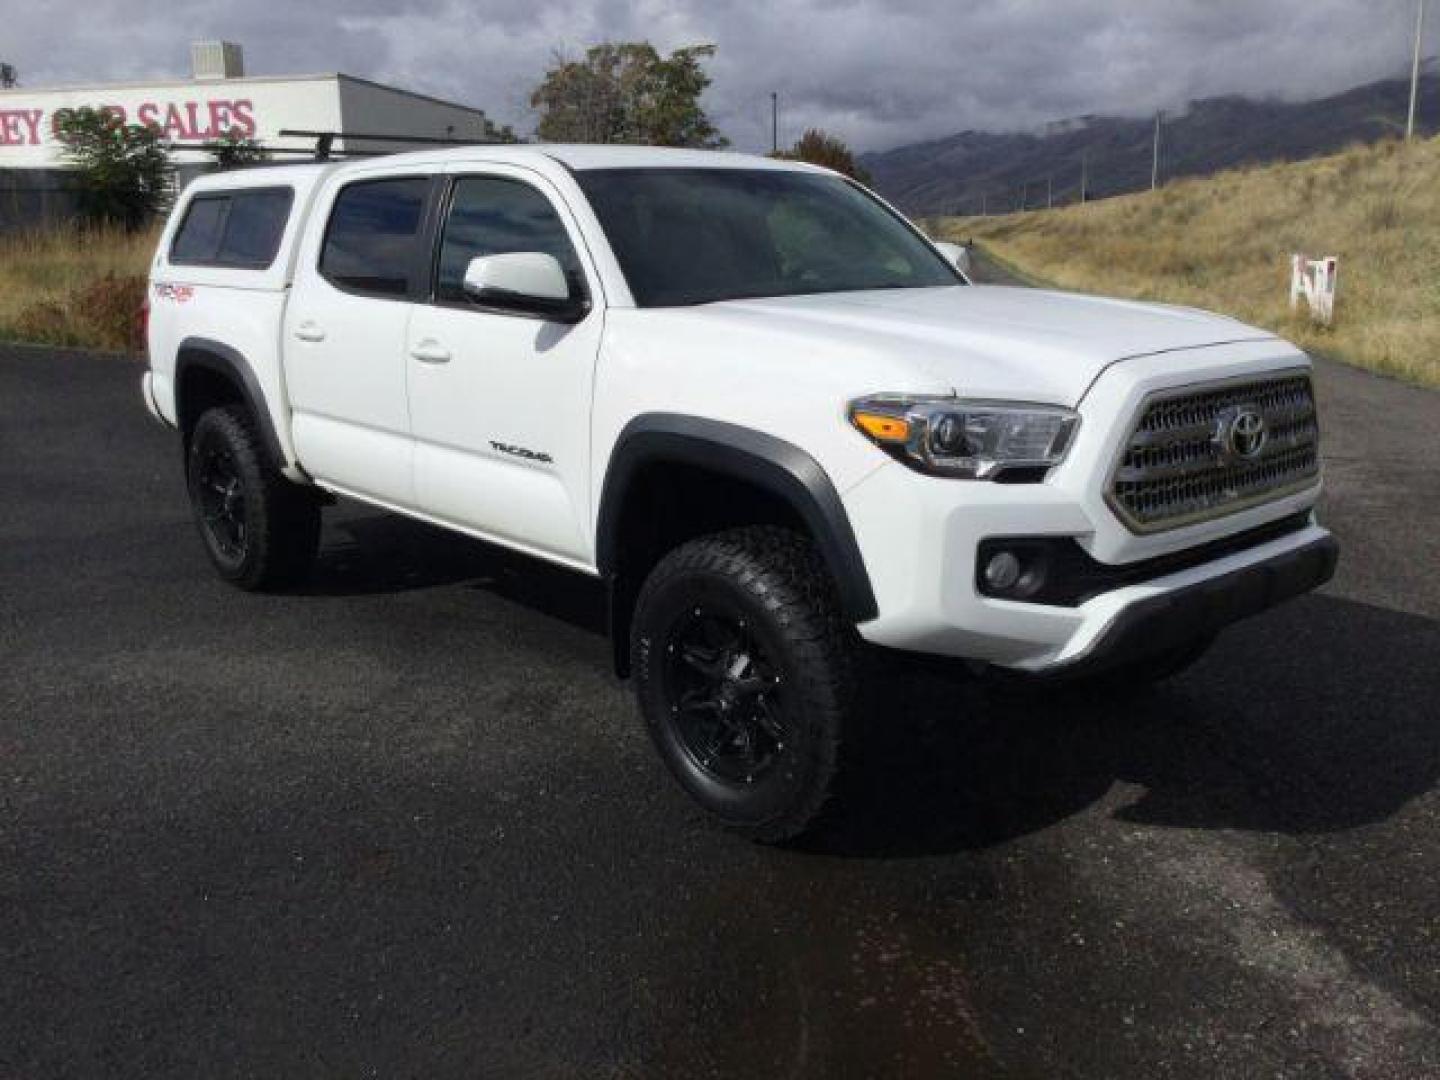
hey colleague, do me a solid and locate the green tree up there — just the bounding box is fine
[531,42,727,148]
[55,107,173,230]
[775,129,872,184]
[208,129,269,170]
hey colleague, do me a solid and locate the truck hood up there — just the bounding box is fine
[689,284,1278,404]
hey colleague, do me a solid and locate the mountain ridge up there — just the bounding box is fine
[862,67,1439,215]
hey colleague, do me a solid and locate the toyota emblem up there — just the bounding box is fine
[1215,405,1268,463]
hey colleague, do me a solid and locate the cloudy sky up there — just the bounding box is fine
[6,0,1437,152]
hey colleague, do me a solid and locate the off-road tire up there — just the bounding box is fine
[185,405,321,591]
[631,526,859,843]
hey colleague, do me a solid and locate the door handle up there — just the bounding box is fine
[293,322,326,343]
[410,341,452,364]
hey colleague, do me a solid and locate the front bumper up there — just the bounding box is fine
[846,449,1334,671]
[1036,531,1337,679]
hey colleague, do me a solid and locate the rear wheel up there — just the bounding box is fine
[631,527,859,843]
[185,405,321,591]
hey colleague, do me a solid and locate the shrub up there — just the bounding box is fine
[55,107,174,231]
[12,273,147,352]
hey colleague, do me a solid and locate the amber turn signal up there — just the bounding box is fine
[851,411,910,443]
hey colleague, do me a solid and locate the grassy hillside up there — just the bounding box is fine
[938,137,1440,388]
[0,227,154,353]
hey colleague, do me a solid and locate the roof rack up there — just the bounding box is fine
[278,129,512,162]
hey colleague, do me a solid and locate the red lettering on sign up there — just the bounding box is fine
[162,103,186,140]
[206,100,231,136]
[16,109,43,144]
[1,98,261,150]
[184,101,207,140]
[231,100,256,138]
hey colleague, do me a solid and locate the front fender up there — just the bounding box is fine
[597,413,879,624]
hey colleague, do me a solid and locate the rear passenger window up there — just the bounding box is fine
[170,187,294,268]
[319,178,430,298]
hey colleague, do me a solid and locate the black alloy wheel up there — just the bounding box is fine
[663,603,791,787]
[193,433,248,565]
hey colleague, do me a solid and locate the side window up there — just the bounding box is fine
[319,177,431,298]
[170,188,294,268]
[436,175,584,304]
[170,196,228,263]
[219,189,293,265]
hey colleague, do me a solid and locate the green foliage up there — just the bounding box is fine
[208,129,269,170]
[55,107,174,231]
[531,42,728,148]
[774,129,872,184]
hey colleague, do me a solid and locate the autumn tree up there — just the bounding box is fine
[531,42,727,148]
[776,129,872,184]
[55,107,173,230]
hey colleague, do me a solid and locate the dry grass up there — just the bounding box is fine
[0,226,157,352]
[939,136,1440,388]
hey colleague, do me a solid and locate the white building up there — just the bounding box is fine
[0,41,506,171]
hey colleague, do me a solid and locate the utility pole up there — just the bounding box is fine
[1080,150,1088,204]
[1151,110,1163,190]
[1020,182,1027,211]
[1407,0,1427,140]
[1047,174,1053,209]
[981,192,987,217]
[770,92,779,154]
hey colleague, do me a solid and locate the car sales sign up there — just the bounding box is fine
[0,98,258,146]
[0,78,342,166]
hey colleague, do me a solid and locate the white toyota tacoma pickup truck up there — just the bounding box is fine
[143,145,1337,840]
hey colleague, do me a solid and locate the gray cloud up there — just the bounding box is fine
[6,0,1436,151]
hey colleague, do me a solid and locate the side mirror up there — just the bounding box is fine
[932,240,972,277]
[462,253,587,322]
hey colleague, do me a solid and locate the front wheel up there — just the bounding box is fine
[185,405,321,591]
[631,527,858,843]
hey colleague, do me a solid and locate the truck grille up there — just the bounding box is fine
[1107,372,1320,533]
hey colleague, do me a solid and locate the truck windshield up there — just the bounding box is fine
[575,168,963,307]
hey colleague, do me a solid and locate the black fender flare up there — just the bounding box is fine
[597,414,879,657]
[174,337,286,466]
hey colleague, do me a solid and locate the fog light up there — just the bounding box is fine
[983,551,1022,593]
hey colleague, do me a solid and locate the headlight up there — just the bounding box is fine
[849,395,1079,479]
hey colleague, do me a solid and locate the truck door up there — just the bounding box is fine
[404,166,603,566]
[284,172,438,509]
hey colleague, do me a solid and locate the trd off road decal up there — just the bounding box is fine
[154,283,195,303]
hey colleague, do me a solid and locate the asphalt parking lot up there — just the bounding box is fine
[2,340,1439,1079]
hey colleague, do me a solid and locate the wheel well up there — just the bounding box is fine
[176,362,246,447]
[606,461,814,676]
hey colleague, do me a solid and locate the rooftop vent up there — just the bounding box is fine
[191,40,244,80]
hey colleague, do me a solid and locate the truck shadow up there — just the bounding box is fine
[805,593,1440,858]
[299,509,608,632]
[296,509,1440,861]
